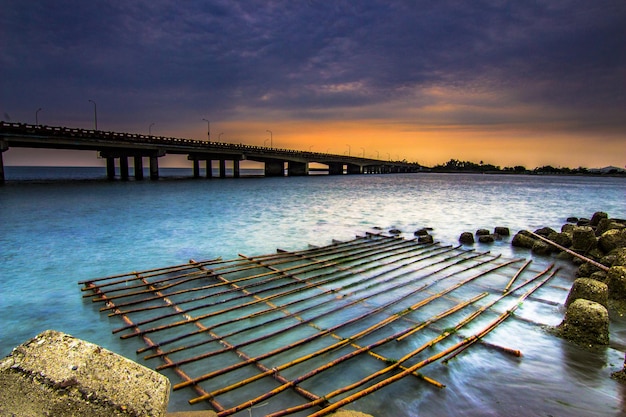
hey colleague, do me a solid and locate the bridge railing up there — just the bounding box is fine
[0,121,420,167]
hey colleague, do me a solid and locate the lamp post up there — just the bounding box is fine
[149,123,155,136]
[266,130,273,148]
[218,132,224,141]
[88,100,98,130]
[361,147,365,157]
[346,144,351,156]
[202,118,210,141]
[35,108,42,126]
[264,138,269,147]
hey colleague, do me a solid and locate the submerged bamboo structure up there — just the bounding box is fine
[80,233,563,416]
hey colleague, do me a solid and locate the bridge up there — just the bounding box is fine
[0,121,422,182]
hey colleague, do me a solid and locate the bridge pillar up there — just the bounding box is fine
[288,161,308,176]
[346,163,362,175]
[193,159,200,178]
[219,159,226,178]
[205,160,212,178]
[149,156,159,180]
[106,157,115,179]
[120,156,129,180]
[134,156,144,180]
[233,160,240,178]
[328,162,343,175]
[0,150,5,184]
[265,161,284,177]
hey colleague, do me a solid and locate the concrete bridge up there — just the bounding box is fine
[0,121,422,182]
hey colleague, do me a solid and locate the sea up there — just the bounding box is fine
[1,166,625,416]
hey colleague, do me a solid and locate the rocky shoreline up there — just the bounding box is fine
[454,211,626,382]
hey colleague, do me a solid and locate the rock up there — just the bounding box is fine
[478,234,495,243]
[459,232,474,244]
[475,229,490,236]
[556,299,609,345]
[566,216,579,223]
[577,218,591,226]
[418,234,434,244]
[599,229,626,254]
[413,228,430,236]
[596,218,626,236]
[590,271,608,283]
[565,278,608,308]
[389,228,402,235]
[0,330,170,417]
[532,240,553,256]
[613,248,626,266]
[547,231,572,249]
[577,262,603,278]
[534,227,557,237]
[494,226,510,236]
[590,211,608,227]
[512,231,536,249]
[606,266,626,300]
[571,226,597,252]
[561,223,576,234]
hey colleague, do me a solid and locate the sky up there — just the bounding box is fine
[1,0,625,169]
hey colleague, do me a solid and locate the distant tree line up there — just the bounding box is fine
[429,159,625,176]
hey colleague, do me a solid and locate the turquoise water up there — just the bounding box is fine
[1,167,625,416]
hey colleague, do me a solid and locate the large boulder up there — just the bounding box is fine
[565,278,608,308]
[555,299,609,345]
[532,240,553,256]
[494,226,510,236]
[512,231,536,249]
[596,218,626,236]
[606,266,626,300]
[571,226,597,252]
[534,227,557,237]
[613,248,626,266]
[598,229,626,254]
[590,211,609,227]
[547,231,572,249]
[0,330,170,417]
[459,232,474,244]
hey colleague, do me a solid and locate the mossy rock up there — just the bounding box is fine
[565,278,608,308]
[607,266,626,300]
[555,299,609,346]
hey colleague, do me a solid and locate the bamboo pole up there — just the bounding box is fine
[274,264,558,417]
[503,259,532,293]
[142,243,460,356]
[194,292,488,410]
[525,230,609,272]
[107,237,425,313]
[81,282,226,412]
[203,293,488,415]
[77,257,222,285]
[113,241,462,336]
[174,255,520,390]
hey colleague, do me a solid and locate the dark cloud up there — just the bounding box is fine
[1,0,624,133]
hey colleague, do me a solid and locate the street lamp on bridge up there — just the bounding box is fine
[88,100,98,130]
[35,108,42,126]
[149,123,155,136]
[266,130,273,148]
[346,144,351,156]
[218,132,224,141]
[202,118,210,141]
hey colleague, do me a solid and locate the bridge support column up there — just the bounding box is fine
[205,160,212,178]
[288,161,308,176]
[149,156,159,180]
[265,161,284,177]
[346,163,362,175]
[328,163,343,175]
[134,156,144,180]
[120,156,129,180]
[193,159,200,178]
[106,157,115,180]
[0,149,5,184]
[233,160,240,178]
[219,159,226,178]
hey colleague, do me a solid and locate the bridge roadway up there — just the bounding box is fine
[0,121,421,182]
